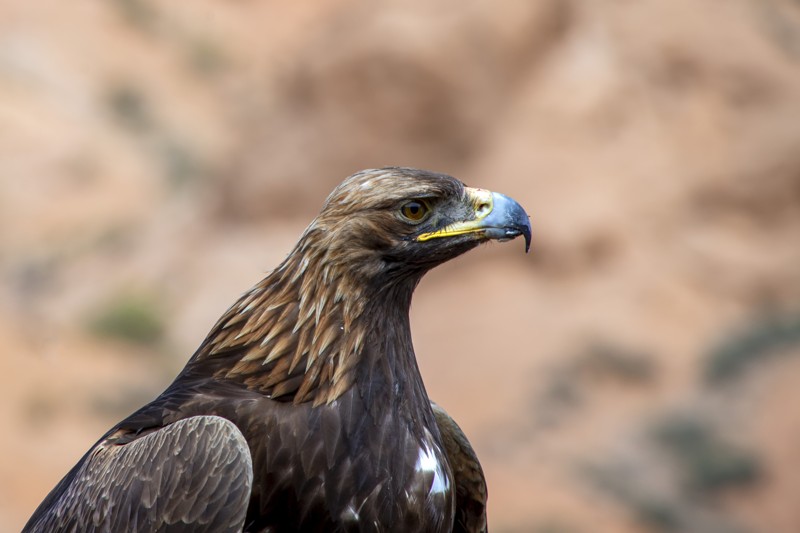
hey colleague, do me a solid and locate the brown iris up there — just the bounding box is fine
[400,200,429,222]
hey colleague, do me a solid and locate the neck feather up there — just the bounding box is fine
[189,237,421,407]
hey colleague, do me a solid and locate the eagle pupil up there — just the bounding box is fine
[401,200,427,222]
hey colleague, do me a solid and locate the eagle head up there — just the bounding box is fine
[298,167,531,284]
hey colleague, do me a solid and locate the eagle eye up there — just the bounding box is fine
[400,200,430,223]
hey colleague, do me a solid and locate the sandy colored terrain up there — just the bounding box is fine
[2,1,800,531]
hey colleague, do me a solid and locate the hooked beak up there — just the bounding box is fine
[416,187,532,253]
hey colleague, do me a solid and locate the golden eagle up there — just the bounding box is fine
[25,167,530,533]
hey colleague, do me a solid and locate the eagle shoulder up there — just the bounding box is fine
[24,415,253,533]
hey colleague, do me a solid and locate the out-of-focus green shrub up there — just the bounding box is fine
[87,293,165,346]
[705,311,800,384]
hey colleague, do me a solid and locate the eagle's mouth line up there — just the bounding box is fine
[415,222,493,242]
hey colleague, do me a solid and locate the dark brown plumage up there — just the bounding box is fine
[25,167,530,533]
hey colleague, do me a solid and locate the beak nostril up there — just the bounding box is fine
[477,203,491,216]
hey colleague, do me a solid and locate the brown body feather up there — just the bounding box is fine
[25,168,529,532]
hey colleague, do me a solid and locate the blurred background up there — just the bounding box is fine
[2,0,800,531]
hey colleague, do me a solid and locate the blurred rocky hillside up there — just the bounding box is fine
[2,0,800,531]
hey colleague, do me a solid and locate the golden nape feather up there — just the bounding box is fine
[25,167,530,533]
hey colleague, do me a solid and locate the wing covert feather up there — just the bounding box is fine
[431,402,488,533]
[24,415,253,533]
